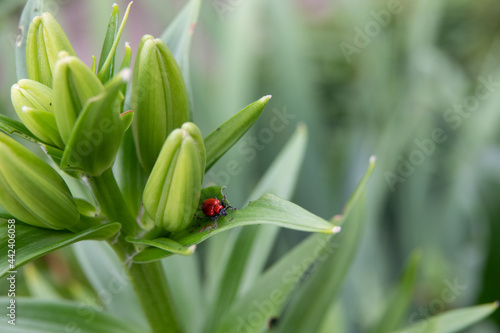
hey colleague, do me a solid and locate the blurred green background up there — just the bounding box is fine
[1,0,500,331]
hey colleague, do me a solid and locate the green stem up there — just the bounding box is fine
[89,168,139,235]
[110,236,182,333]
[90,168,183,333]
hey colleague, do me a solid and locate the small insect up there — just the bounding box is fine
[200,193,236,230]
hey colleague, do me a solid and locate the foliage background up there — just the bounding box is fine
[0,0,499,331]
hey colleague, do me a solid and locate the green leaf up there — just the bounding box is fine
[72,241,149,330]
[0,297,144,333]
[204,124,309,330]
[214,232,337,333]
[97,2,132,83]
[204,95,271,170]
[371,250,421,333]
[160,0,201,115]
[0,222,120,278]
[133,186,338,263]
[128,238,196,256]
[162,255,204,333]
[15,0,44,80]
[275,156,376,333]
[0,114,38,142]
[391,302,499,333]
[115,129,145,218]
[97,4,119,75]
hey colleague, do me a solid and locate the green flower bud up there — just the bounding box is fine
[132,35,189,173]
[0,132,80,231]
[53,52,104,144]
[60,69,129,176]
[11,79,64,148]
[26,12,76,87]
[143,122,205,233]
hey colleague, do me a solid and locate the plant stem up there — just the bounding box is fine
[89,168,139,236]
[90,168,183,333]
[110,236,183,333]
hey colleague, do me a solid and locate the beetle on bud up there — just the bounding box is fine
[143,122,205,233]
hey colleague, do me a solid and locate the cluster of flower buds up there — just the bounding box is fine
[3,8,208,234]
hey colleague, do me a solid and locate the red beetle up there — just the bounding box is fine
[200,195,235,229]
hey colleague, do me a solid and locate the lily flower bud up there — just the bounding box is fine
[53,52,103,144]
[143,122,205,233]
[26,12,76,87]
[132,35,189,173]
[0,132,80,231]
[11,79,64,148]
[60,69,129,176]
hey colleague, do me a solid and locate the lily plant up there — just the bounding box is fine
[0,1,496,333]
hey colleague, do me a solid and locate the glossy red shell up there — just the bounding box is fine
[202,198,223,217]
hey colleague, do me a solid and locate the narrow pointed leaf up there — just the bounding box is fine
[162,255,205,333]
[97,2,132,83]
[97,4,119,73]
[0,222,120,278]
[371,250,421,333]
[214,233,337,333]
[129,238,196,256]
[0,298,144,333]
[391,302,498,333]
[133,186,339,263]
[72,241,148,330]
[0,114,38,142]
[276,156,376,333]
[205,95,271,170]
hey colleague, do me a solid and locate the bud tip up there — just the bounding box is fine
[120,68,132,82]
[332,226,341,234]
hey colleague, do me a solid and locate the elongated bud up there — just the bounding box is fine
[53,52,103,144]
[143,122,205,233]
[11,79,64,148]
[0,132,80,231]
[132,35,189,173]
[60,69,129,176]
[26,12,76,87]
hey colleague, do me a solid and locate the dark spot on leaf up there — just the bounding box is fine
[216,127,220,131]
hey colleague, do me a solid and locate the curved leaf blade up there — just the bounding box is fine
[391,302,498,333]
[205,96,271,170]
[371,250,421,333]
[97,2,132,83]
[133,186,339,263]
[214,233,336,333]
[128,238,196,256]
[0,115,38,142]
[0,222,120,278]
[72,241,149,330]
[275,156,376,333]
[0,297,143,333]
